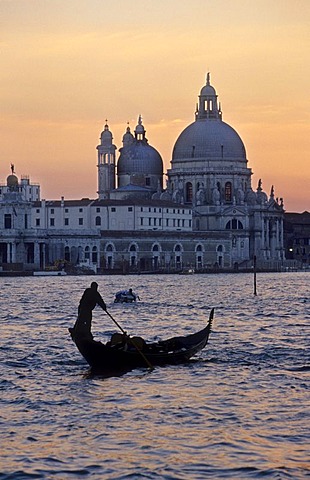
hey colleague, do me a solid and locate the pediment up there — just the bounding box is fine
[221,206,246,216]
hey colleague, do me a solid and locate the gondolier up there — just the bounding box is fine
[71,282,106,339]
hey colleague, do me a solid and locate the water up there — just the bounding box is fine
[0,272,309,479]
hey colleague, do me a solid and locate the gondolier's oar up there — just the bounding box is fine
[105,309,154,370]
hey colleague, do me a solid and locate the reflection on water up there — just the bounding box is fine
[0,272,309,479]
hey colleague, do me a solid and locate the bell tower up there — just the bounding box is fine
[96,122,117,199]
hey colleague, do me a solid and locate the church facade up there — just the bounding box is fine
[0,74,285,274]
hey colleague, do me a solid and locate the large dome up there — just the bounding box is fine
[118,142,163,175]
[172,119,246,161]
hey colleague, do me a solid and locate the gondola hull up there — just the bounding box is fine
[70,308,214,374]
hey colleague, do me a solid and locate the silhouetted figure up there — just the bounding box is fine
[72,282,106,339]
[114,288,139,303]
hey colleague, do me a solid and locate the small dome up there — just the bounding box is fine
[200,84,216,96]
[7,174,18,188]
[118,142,163,175]
[122,126,134,147]
[100,123,113,145]
[200,72,216,97]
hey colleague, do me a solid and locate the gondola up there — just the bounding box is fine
[69,308,214,375]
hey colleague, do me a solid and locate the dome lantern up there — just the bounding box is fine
[134,115,147,141]
[196,72,221,120]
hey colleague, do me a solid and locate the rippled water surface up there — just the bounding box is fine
[0,272,309,479]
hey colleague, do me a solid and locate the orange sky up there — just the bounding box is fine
[1,0,309,212]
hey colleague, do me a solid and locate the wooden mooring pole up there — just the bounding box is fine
[253,255,257,296]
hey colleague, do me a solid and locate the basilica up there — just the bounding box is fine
[0,74,285,273]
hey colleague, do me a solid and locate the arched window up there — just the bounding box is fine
[226,219,244,230]
[225,182,232,202]
[92,246,98,263]
[185,182,193,203]
[217,245,224,268]
[95,216,101,226]
[85,246,90,260]
[152,244,161,270]
[129,243,138,268]
[105,244,114,269]
[64,246,70,262]
[174,244,183,269]
[195,244,204,270]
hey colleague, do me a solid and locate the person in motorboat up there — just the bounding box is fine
[114,288,139,303]
[70,282,106,339]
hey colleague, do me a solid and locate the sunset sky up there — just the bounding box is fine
[1,0,309,212]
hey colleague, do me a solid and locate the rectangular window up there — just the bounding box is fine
[51,209,54,214]
[159,218,162,226]
[79,208,83,213]
[128,207,133,212]
[96,207,100,213]
[145,177,151,186]
[141,207,143,212]
[50,218,55,227]
[36,218,40,226]
[166,219,169,227]
[65,208,69,213]
[140,218,144,226]
[79,218,83,225]
[65,218,69,226]
[149,218,151,226]
[36,209,40,213]
[4,214,12,229]
[111,207,116,212]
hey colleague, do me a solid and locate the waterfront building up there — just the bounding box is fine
[284,211,310,267]
[0,74,286,274]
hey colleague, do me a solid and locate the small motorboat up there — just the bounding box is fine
[69,308,214,375]
[114,289,139,303]
[179,268,195,275]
